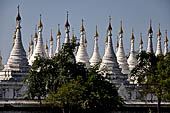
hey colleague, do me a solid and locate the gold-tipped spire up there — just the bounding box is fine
[157,23,162,36]
[119,20,123,34]
[38,14,43,28]
[45,40,48,49]
[65,11,70,28]
[84,32,87,44]
[116,36,119,48]
[80,19,85,32]
[71,27,76,42]
[50,29,53,41]
[30,35,33,45]
[131,28,135,39]
[94,25,99,37]
[164,30,168,42]
[57,24,61,36]
[16,5,21,21]
[140,33,143,45]
[34,25,38,39]
[148,19,153,34]
[105,35,108,43]
[108,16,112,31]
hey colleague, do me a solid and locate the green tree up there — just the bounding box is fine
[131,51,170,113]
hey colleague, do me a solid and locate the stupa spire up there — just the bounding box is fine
[71,27,76,43]
[29,35,34,59]
[49,29,53,58]
[116,36,119,53]
[164,30,168,56]
[55,24,61,54]
[146,20,154,53]
[76,19,90,67]
[100,17,127,84]
[45,40,48,57]
[116,21,129,74]
[29,14,46,65]
[127,29,138,71]
[4,6,29,73]
[34,25,38,49]
[139,33,143,53]
[155,24,162,56]
[64,11,70,43]
[90,25,101,66]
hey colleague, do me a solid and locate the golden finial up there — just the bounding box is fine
[34,25,38,39]
[148,19,153,34]
[116,36,119,48]
[119,20,123,34]
[157,23,161,36]
[50,29,53,41]
[71,27,76,42]
[105,35,108,43]
[84,32,87,44]
[140,33,143,45]
[108,16,112,31]
[38,14,43,28]
[80,19,85,32]
[94,25,99,37]
[30,35,33,45]
[45,40,48,49]
[65,11,70,28]
[131,28,135,39]
[57,24,61,36]
[164,30,168,42]
[16,5,21,21]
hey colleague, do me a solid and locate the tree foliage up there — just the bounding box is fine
[130,51,170,113]
[25,41,123,113]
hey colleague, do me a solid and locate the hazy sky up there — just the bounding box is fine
[0,0,170,64]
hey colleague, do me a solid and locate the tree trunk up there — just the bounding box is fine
[157,97,161,113]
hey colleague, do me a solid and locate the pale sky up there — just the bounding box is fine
[0,0,170,64]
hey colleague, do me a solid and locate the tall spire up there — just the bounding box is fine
[29,35,34,59]
[139,33,143,53]
[155,24,162,56]
[3,6,29,73]
[84,32,87,47]
[164,30,168,56]
[146,20,154,53]
[64,11,70,43]
[100,17,127,84]
[116,21,129,74]
[90,25,101,66]
[29,14,46,65]
[116,36,119,53]
[71,27,76,43]
[76,19,90,68]
[45,40,48,57]
[55,24,61,54]
[34,25,38,49]
[127,29,138,71]
[49,29,53,58]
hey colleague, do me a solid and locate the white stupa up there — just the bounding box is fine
[116,21,129,74]
[155,24,162,56]
[49,30,54,58]
[146,20,154,53]
[76,19,90,67]
[0,6,29,81]
[139,33,143,53]
[100,17,127,84]
[29,14,46,65]
[55,24,61,54]
[127,29,138,71]
[164,30,168,56]
[89,25,101,66]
